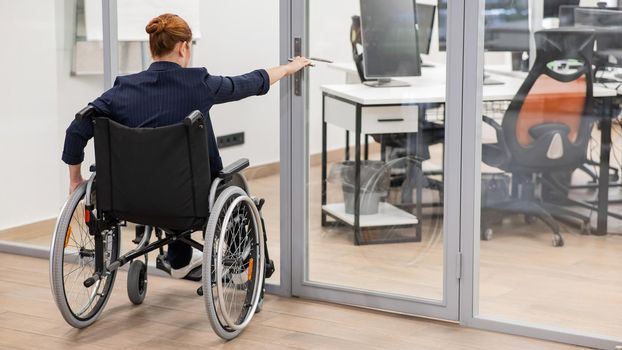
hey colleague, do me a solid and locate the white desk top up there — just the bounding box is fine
[324,61,617,106]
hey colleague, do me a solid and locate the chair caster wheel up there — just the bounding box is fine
[481,228,493,241]
[196,286,203,296]
[552,235,564,247]
[127,260,148,305]
[524,215,537,224]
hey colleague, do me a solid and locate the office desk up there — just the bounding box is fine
[321,67,618,244]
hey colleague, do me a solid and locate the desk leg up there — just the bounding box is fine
[321,94,328,227]
[596,100,612,235]
[364,135,369,160]
[345,131,350,161]
[415,106,425,242]
[354,105,362,245]
[381,135,386,162]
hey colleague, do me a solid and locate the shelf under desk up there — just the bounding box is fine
[322,202,419,228]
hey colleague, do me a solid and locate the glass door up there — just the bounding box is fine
[460,0,622,348]
[290,0,464,319]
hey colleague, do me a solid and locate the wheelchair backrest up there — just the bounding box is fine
[93,114,211,230]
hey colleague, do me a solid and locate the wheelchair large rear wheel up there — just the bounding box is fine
[50,181,119,328]
[203,186,265,340]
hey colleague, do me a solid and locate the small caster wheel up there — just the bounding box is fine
[524,215,537,224]
[481,228,493,241]
[580,221,592,235]
[196,286,203,296]
[127,260,148,305]
[552,235,564,247]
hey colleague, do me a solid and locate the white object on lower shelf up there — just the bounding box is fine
[322,202,418,228]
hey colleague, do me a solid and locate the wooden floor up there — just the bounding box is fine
[0,253,585,350]
[1,134,622,342]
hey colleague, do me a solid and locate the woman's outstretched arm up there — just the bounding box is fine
[207,56,312,105]
[266,56,312,85]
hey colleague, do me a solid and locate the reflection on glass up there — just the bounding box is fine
[307,0,446,300]
[478,2,622,340]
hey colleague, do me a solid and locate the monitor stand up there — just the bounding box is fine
[363,79,410,88]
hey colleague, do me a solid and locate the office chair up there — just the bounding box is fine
[481,28,597,247]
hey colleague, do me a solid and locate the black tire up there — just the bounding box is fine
[127,260,148,305]
[50,180,119,328]
[203,186,265,340]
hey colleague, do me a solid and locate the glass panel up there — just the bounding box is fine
[114,2,282,284]
[476,0,622,340]
[305,0,448,300]
[0,0,104,245]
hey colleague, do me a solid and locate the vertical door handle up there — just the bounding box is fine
[294,37,302,96]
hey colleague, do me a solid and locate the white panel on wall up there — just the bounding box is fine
[193,0,280,167]
[84,0,202,41]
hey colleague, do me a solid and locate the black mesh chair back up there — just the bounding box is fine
[501,28,596,172]
[93,112,211,230]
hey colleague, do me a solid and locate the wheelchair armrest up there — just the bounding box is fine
[183,110,204,127]
[75,105,96,121]
[219,158,250,179]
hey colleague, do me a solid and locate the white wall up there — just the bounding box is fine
[0,0,103,231]
[0,1,61,230]
[193,1,281,167]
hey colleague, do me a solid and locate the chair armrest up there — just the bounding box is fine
[482,115,506,148]
[75,105,96,121]
[183,110,204,126]
[482,115,512,167]
[219,158,250,179]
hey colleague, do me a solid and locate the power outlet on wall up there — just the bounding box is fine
[217,132,245,148]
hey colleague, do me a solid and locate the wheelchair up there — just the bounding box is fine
[49,107,275,340]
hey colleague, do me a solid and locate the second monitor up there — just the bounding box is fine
[360,0,422,87]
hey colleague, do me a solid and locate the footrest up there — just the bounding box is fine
[156,254,171,275]
[156,254,202,281]
[265,259,275,279]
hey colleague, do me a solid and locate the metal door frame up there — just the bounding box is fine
[288,0,464,321]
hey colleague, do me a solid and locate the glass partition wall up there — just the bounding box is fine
[462,0,622,348]
[291,0,463,320]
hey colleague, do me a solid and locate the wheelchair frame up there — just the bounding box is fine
[50,107,275,340]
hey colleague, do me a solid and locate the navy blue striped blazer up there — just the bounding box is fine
[62,61,270,178]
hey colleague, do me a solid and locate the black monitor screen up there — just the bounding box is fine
[416,3,436,55]
[544,0,580,18]
[360,0,422,78]
[575,8,622,55]
[559,5,577,26]
[438,0,529,52]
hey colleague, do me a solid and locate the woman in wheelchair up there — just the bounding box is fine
[50,14,310,339]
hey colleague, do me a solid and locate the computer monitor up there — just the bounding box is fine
[416,3,436,55]
[360,0,421,87]
[574,7,622,68]
[438,0,529,52]
[559,5,620,27]
[544,0,580,19]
